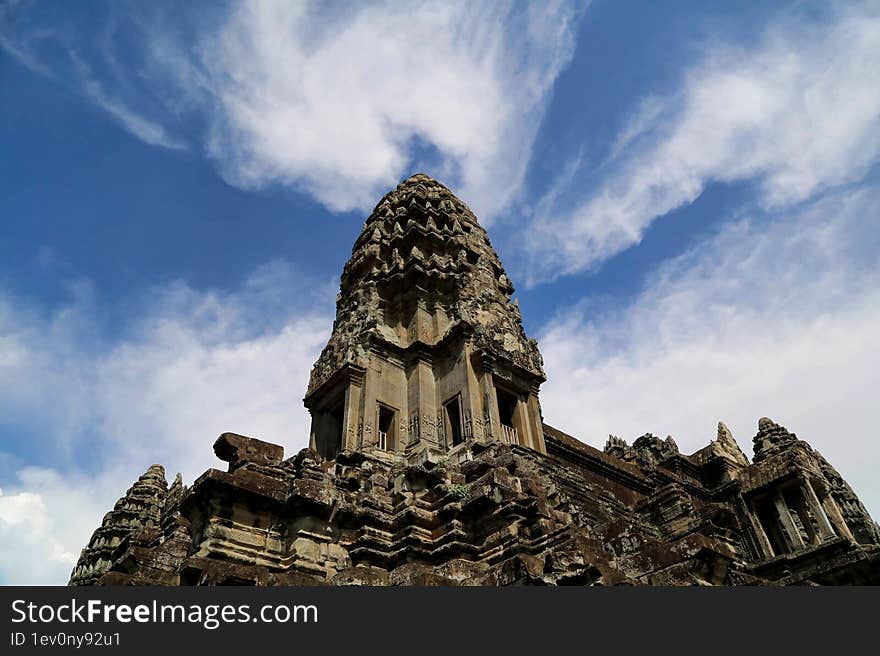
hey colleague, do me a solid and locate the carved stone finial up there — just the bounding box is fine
[758,417,776,432]
[604,434,632,459]
[629,432,679,468]
[753,417,798,462]
[709,421,749,466]
[69,463,168,586]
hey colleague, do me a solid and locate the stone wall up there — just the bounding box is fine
[71,420,880,586]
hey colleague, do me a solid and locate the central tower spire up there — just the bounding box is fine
[304,173,545,462]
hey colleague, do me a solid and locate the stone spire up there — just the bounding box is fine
[69,464,167,586]
[752,417,799,462]
[711,421,749,466]
[304,174,546,462]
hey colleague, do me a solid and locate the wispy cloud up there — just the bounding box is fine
[538,186,880,519]
[0,3,188,151]
[69,51,187,151]
[525,3,880,283]
[2,0,584,221]
[0,0,54,77]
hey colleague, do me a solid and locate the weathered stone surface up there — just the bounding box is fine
[753,417,800,462]
[71,420,880,586]
[214,432,284,471]
[70,464,175,586]
[303,174,547,462]
[70,175,880,586]
[308,173,543,397]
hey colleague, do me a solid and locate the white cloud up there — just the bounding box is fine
[0,281,101,461]
[1,263,333,479]
[177,0,580,220]
[0,468,114,585]
[538,187,880,519]
[526,3,880,282]
[0,262,333,583]
[2,0,582,221]
[93,286,331,478]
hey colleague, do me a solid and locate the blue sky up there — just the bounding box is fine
[2,0,879,584]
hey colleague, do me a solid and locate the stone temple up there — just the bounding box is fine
[70,174,880,586]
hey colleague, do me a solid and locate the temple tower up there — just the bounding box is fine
[304,174,546,463]
[69,464,168,585]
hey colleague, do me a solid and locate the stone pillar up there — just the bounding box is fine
[512,395,529,448]
[462,344,483,440]
[408,353,438,449]
[820,491,855,542]
[479,353,499,440]
[414,299,433,344]
[361,356,379,450]
[773,490,804,550]
[800,478,836,542]
[524,388,546,453]
[341,369,364,451]
[741,498,775,559]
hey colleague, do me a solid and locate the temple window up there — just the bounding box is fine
[783,488,817,545]
[314,399,345,460]
[444,395,464,447]
[749,478,842,559]
[495,387,519,445]
[753,496,790,556]
[377,404,397,451]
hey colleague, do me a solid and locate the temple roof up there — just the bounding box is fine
[307,173,543,397]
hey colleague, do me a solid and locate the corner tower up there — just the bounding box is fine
[304,174,546,462]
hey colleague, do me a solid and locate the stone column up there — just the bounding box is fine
[800,478,835,542]
[462,344,482,440]
[479,353,499,441]
[820,491,855,542]
[741,498,775,559]
[414,299,433,344]
[342,368,364,451]
[773,490,804,550]
[409,353,438,449]
[523,388,546,454]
